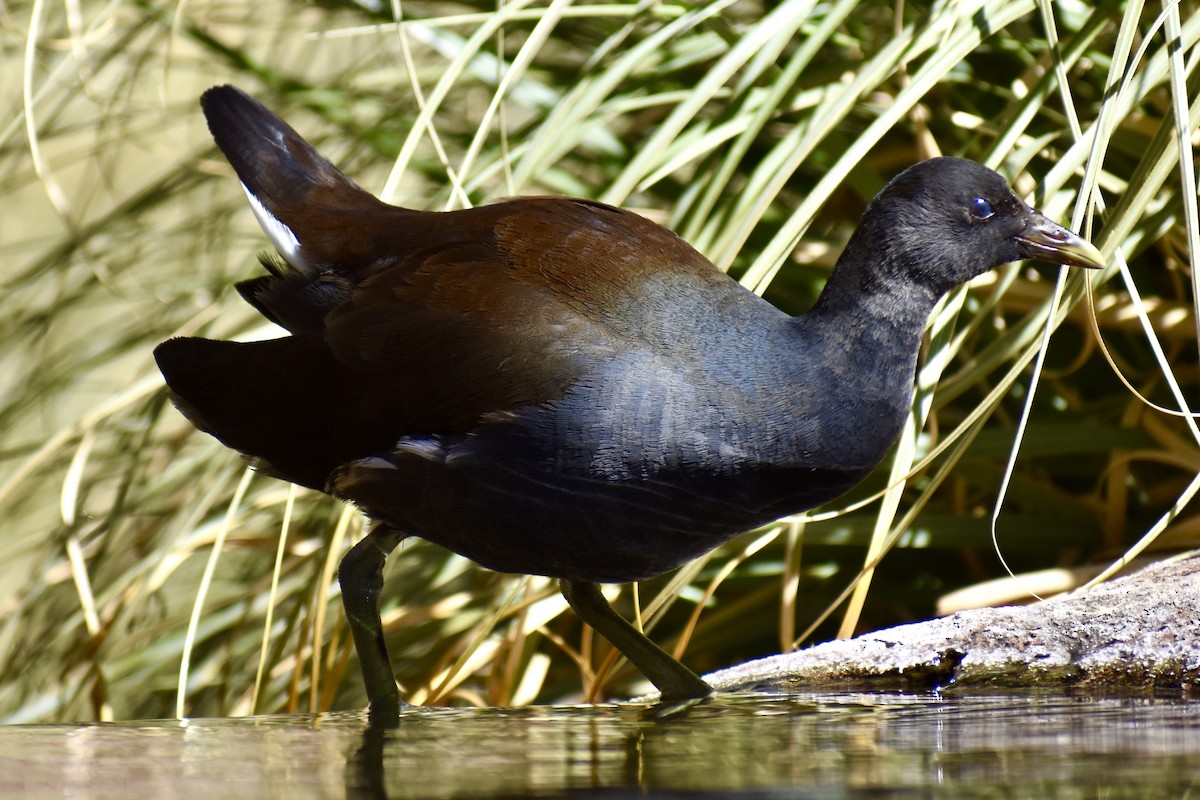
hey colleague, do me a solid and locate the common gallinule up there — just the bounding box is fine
[155,85,1104,717]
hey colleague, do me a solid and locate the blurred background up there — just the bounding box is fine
[1,0,1197,722]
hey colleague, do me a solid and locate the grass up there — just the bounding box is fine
[0,0,1197,722]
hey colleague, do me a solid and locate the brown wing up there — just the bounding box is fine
[161,86,727,490]
[317,197,724,429]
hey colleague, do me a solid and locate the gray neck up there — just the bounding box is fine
[780,246,942,471]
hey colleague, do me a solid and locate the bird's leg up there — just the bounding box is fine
[559,579,713,703]
[339,523,407,722]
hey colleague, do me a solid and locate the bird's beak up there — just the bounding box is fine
[1015,211,1105,269]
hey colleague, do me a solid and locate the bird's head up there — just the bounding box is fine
[850,157,1103,298]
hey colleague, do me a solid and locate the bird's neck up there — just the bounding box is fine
[779,241,943,471]
[806,235,942,355]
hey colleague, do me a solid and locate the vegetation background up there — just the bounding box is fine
[1,0,1196,722]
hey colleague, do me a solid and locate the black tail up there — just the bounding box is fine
[201,86,424,331]
[154,335,390,491]
[200,86,397,275]
[201,86,384,223]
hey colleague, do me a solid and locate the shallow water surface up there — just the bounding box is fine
[1,692,1197,798]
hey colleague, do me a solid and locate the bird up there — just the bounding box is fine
[155,85,1104,718]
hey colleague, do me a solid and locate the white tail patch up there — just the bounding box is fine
[241,183,315,275]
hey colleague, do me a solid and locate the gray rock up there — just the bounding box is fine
[707,553,1200,693]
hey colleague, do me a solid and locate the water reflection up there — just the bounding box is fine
[345,693,1200,798]
[0,692,1197,799]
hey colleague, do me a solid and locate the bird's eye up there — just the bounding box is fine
[970,197,994,221]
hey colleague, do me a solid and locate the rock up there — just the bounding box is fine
[707,553,1200,694]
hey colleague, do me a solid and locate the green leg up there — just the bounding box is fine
[560,579,713,703]
[339,524,406,722]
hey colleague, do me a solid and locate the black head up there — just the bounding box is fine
[848,157,1103,297]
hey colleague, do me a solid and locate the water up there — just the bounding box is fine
[0,692,1197,798]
